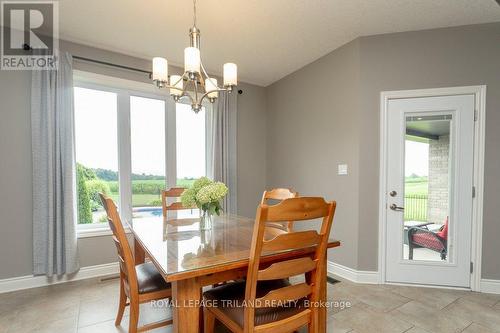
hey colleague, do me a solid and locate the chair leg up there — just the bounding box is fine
[203,307,215,333]
[129,298,139,333]
[115,280,127,326]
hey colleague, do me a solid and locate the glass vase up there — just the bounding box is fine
[200,209,213,230]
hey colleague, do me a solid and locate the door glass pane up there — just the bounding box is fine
[130,96,166,220]
[176,103,206,218]
[74,87,118,225]
[404,114,452,262]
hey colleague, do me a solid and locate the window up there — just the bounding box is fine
[74,87,119,226]
[73,73,213,233]
[130,96,166,219]
[176,103,207,187]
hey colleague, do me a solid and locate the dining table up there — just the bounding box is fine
[130,213,341,333]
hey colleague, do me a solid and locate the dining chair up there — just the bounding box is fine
[99,193,172,333]
[261,188,299,232]
[161,187,193,218]
[203,197,336,333]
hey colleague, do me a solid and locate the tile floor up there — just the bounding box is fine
[1,276,500,333]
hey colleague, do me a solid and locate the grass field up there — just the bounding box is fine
[108,178,196,207]
[109,193,161,206]
[405,181,428,195]
[405,176,428,195]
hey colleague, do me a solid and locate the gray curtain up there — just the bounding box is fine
[210,91,237,214]
[32,52,79,276]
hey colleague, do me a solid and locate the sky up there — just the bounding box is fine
[405,140,429,177]
[74,87,206,179]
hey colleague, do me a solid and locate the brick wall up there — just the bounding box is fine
[428,135,449,224]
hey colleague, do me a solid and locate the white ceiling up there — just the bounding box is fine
[57,0,500,86]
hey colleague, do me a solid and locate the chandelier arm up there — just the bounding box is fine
[180,71,195,104]
[200,61,211,82]
[162,84,189,101]
[199,86,231,105]
[201,61,224,90]
[170,75,184,87]
[182,89,195,105]
[193,78,200,105]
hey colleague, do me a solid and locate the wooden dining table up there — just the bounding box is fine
[130,214,340,333]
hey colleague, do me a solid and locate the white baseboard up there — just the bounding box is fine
[4,261,495,295]
[480,279,500,294]
[0,262,119,294]
[327,261,379,284]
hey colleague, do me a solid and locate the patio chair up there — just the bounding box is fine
[408,217,449,260]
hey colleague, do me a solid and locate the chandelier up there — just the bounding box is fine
[151,0,237,113]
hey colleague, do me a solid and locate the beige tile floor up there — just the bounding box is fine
[1,276,500,333]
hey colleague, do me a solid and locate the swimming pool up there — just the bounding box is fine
[132,207,199,219]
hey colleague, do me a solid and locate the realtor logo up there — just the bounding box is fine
[1,1,58,70]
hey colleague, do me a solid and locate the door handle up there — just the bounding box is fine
[390,203,404,211]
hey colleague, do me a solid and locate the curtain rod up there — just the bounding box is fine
[22,43,151,75]
[22,43,243,94]
[73,55,152,76]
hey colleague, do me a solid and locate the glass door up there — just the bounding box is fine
[385,95,474,287]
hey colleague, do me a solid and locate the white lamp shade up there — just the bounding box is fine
[184,47,200,73]
[152,57,168,82]
[169,75,183,96]
[223,63,237,86]
[206,78,218,98]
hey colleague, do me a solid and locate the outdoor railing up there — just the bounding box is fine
[404,194,428,221]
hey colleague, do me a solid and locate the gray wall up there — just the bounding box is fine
[0,41,267,279]
[267,23,500,279]
[266,40,361,268]
[2,22,499,281]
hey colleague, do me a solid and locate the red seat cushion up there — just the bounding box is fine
[412,233,445,252]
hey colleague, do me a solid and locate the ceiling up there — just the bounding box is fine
[54,0,500,86]
[407,119,451,139]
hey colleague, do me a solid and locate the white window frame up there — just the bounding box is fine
[73,70,213,237]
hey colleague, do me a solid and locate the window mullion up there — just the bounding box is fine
[117,91,132,225]
[205,103,214,179]
[166,99,177,189]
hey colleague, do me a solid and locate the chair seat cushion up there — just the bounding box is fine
[203,279,305,327]
[413,233,445,251]
[136,262,170,294]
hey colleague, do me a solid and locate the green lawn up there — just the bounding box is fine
[107,178,195,207]
[405,181,428,195]
[109,193,161,206]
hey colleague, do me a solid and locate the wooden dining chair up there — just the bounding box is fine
[203,197,336,333]
[99,194,172,333]
[261,188,299,232]
[161,187,193,218]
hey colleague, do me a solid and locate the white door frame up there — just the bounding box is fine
[378,85,486,291]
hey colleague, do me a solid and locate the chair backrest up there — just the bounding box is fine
[244,197,336,331]
[161,187,193,218]
[261,188,298,204]
[261,188,299,232]
[99,193,138,294]
[437,216,449,240]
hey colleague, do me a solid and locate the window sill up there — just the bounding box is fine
[77,226,131,239]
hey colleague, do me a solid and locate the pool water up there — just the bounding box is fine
[132,207,199,219]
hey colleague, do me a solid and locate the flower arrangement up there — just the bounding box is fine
[181,177,228,229]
